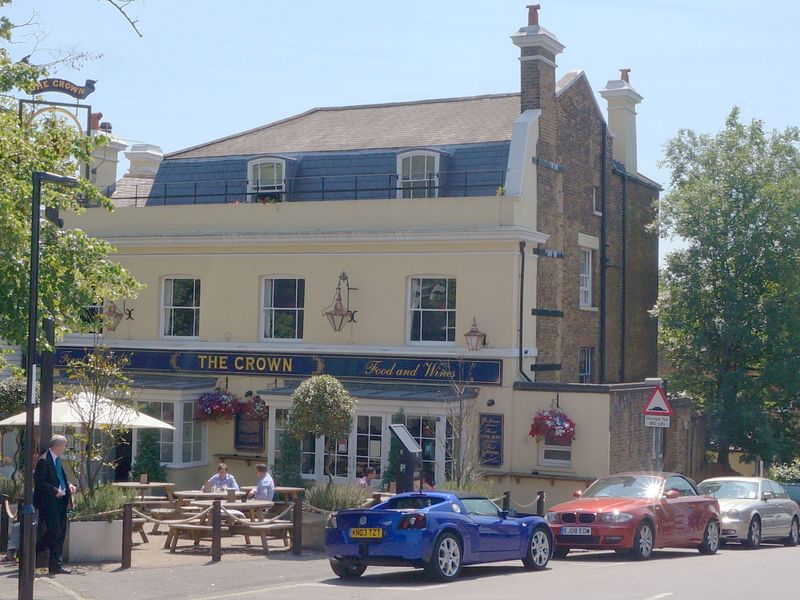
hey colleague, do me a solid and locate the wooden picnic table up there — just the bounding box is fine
[239,485,305,500]
[173,490,246,501]
[113,481,175,501]
[191,499,274,521]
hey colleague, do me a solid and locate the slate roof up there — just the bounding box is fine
[110,175,156,207]
[168,93,522,159]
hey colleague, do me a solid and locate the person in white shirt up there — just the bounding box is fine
[204,462,240,491]
[248,464,275,501]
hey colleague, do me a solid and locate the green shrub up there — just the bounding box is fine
[769,458,800,483]
[305,484,368,512]
[382,409,404,487]
[437,478,492,497]
[273,431,303,488]
[71,484,136,522]
[132,430,167,483]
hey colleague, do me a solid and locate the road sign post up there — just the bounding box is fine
[642,384,673,472]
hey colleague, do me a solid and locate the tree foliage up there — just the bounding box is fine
[273,431,303,488]
[0,373,27,420]
[656,108,800,464]
[0,1,140,360]
[132,430,166,483]
[769,459,800,484]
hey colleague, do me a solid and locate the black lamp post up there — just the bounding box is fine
[19,171,78,600]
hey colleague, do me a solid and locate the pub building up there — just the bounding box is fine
[55,7,687,505]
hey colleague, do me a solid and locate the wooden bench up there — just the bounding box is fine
[132,517,148,543]
[166,523,216,552]
[229,521,293,554]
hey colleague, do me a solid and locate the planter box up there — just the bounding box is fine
[65,520,123,563]
[301,512,328,551]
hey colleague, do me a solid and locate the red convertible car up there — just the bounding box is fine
[546,472,721,560]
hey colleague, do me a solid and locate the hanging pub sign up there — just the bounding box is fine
[479,413,504,467]
[32,78,97,100]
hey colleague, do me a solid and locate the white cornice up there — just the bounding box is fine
[511,25,565,56]
[100,226,550,248]
[61,336,539,359]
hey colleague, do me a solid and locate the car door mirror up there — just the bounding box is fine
[572,490,583,498]
[498,510,509,519]
[762,492,774,502]
[664,489,681,500]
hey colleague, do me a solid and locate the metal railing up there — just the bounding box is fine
[109,169,507,207]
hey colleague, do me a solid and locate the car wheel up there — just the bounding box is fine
[744,516,761,549]
[552,547,570,559]
[630,521,655,561]
[425,533,462,581]
[784,518,800,547]
[699,519,720,555]
[330,560,367,579]
[522,526,552,571]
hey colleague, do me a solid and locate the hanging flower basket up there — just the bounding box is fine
[195,390,241,422]
[243,395,269,420]
[529,409,576,443]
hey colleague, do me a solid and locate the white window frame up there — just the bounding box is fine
[579,248,593,308]
[579,347,594,384]
[134,398,208,469]
[592,186,602,215]
[260,276,305,342]
[247,157,286,201]
[397,151,440,199]
[539,434,573,467]
[161,277,201,339]
[407,276,457,346]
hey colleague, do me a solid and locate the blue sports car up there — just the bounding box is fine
[324,491,554,580]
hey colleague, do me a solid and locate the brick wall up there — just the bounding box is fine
[609,385,706,479]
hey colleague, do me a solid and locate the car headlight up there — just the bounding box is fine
[546,512,560,523]
[600,511,634,523]
[725,509,740,519]
[326,513,338,529]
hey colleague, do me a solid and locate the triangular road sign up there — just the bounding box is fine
[642,386,673,416]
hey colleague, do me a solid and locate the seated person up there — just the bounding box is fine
[248,464,275,501]
[357,467,378,489]
[204,462,240,491]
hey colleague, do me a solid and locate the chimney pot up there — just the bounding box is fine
[620,68,631,84]
[526,4,541,26]
[99,121,112,133]
[89,112,103,131]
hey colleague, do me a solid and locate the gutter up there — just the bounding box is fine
[599,122,608,383]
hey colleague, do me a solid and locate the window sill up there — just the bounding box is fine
[160,335,201,340]
[579,306,599,312]
[593,211,603,217]
[259,337,303,343]
[406,341,457,347]
[164,461,208,470]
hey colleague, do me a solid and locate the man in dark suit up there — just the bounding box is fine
[34,434,75,574]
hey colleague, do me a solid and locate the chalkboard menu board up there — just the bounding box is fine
[234,413,265,452]
[479,413,503,467]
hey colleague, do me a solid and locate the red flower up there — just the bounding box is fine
[529,409,576,442]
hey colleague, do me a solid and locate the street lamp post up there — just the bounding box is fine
[19,171,78,600]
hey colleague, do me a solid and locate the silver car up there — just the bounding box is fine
[698,477,800,548]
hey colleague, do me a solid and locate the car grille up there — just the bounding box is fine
[558,512,596,524]
[556,535,600,545]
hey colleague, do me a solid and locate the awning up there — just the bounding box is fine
[55,373,218,391]
[256,380,479,403]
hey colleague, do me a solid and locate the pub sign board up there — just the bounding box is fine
[32,78,97,99]
[55,346,503,386]
[479,413,503,467]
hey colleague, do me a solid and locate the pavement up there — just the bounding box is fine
[1,540,798,600]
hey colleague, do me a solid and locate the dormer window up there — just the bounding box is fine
[248,158,285,202]
[397,151,439,199]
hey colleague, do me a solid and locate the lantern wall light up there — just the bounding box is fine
[464,317,487,351]
[323,271,358,332]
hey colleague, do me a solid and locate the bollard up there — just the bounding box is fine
[211,499,222,562]
[536,490,546,517]
[292,491,303,556]
[502,491,510,512]
[121,503,133,569]
[0,494,8,552]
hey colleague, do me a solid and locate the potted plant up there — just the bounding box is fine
[66,484,136,562]
[195,390,241,422]
[303,484,368,550]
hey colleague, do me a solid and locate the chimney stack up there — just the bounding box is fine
[600,69,643,174]
[125,144,164,179]
[88,110,127,192]
[511,4,564,113]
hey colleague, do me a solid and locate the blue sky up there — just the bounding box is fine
[6,1,800,258]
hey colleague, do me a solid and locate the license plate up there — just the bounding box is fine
[350,528,383,539]
[561,526,592,536]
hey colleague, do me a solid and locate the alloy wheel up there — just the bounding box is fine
[638,523,654,558]
[748,518,761,547]
[706,520,720,553]
[530,530,551,567]
[437,537,461,577]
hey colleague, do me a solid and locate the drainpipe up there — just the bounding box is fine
[518,241,532,382]
[599,123,608,383]
[619,170,627,382]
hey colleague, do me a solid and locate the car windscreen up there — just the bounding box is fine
[582,475,662,499]
[460,498,501,517]
[783,485,800,503]
[698,480,759,500]
[384,496,445,510]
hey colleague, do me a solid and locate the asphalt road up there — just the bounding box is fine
[2,543,797,600]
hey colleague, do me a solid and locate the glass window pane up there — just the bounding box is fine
[272,310,297,338]
[446,279,456,309]
[272,279,297,308]
[421,311,447,341]
[411,154,425,175]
